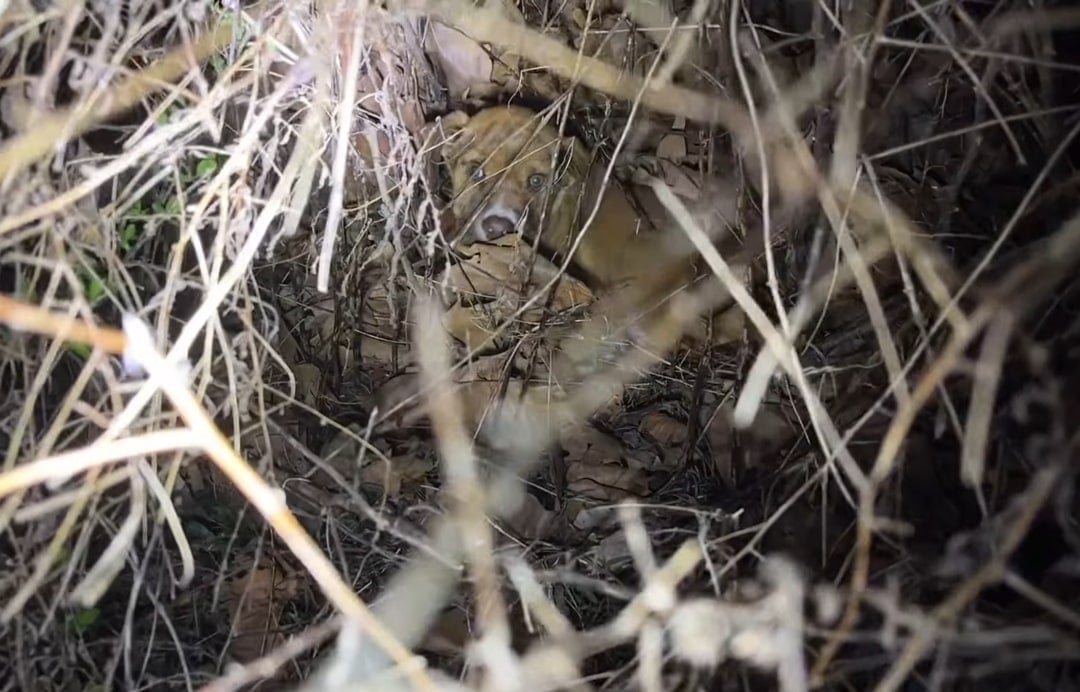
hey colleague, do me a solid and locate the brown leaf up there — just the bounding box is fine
[346,128,393,203]
[420,607,473,657]
[657,159,702,199]
[562,424,626,466]
[359,455,437,497]
[641,412,687,447]
[656,133,687,162]
[502,491,579,543]
[566,462,650,502]
[705,400,791,483]
[562,425,653,502]
[443,240,593,312]
[443,302,504,354]
[357,276,411,368]
[224,560,300,664]
[571,12,645,79]
[438,240,593,357]
[640,412,688,470]
[372,374,427,430]
[292,364,322,407]
[425,22,497,100]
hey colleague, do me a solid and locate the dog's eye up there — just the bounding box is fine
[466,162,485,180]
[527,173,546,191]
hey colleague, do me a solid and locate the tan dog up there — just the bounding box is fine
[436,104,756,361]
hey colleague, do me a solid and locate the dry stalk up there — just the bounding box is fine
[398,0,752,131]
[622,0,711,88]
[654,180,870,495]
[321,273,724,684]
[317,2,365,293]
[505,557,575,640]
[66,465,148,607]
[579,538,702,656]
[199,617,344,692]
[0,294,127,355]
[816,203,1080,686]
[1,464,106,620]
[904,0,1025,162]
[0,429,197,502]
[116,313,435,689]
[0,18,236,183]
[414,295,516,681]
[875,461,1071,691]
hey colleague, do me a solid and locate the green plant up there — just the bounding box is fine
[68,606,100,636]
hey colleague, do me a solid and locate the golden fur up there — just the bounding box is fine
[437,105,748,349]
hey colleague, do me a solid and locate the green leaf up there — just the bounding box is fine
[120,222,139,252]
[153,196,183,215]
[195,156,218,178]
[210,53,228,75]
[69,342,92,360]
[69,607,100,635]
[84,275,106,304]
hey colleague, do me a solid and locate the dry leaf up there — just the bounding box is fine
[224,560,300,664]
[357,275,411,369]
[425,0,530,101]
[593,529,634,566]
[570,11,645,79]
[640,411,689,470]
[566,461,650,502]
[359,455,437,497]
[293,364,322,407]
[641,412,687,447]
[657,159,702,199]
[420,607,473,657]
[438,239,594,357]
[561,421,652,500]
[502,491,580,543]
[706,400,791,483]
[562,424,626,466]
[443,302,504,353]
[346,127,393,203]
[572,503,617,532]
[443,240,594,312]
[425,22,498,99]
[656,132,687,162]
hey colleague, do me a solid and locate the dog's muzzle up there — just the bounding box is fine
[466,203,524,243]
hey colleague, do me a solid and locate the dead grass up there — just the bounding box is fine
[1,0,1080,691]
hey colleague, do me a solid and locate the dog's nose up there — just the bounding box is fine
[480,215,515,240]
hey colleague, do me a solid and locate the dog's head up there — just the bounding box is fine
[436,105,584,244]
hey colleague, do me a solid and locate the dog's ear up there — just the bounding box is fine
[424,110,471,163]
